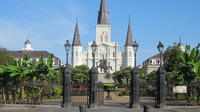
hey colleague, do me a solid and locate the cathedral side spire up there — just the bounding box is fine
[125,20,133,46]
[72,21,81,46]
[97,0,109,24]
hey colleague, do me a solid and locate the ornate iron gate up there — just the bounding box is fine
[139,81,157,107]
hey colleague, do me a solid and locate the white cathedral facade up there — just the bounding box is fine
[71,0,135,82]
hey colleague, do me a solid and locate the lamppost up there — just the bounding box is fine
[156,41,166,108]
[62,40,71,108]
[65,40,70,66]
[89,41,98,108]
[91,41,97,68]
[130,41,140,108]
[133,41,139,68]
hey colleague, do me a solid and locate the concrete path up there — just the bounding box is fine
[0,105,200,112]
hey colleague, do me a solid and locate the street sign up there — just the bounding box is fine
[173,86,187,93]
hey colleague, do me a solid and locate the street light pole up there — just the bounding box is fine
[130,41,140,108]
[134,51,136,68]
[66,52,68,66]
[65,40,70,67]
[89,41,98,108]
[62,40,71,108]
[156,41,166,108]
[92,50,95,68]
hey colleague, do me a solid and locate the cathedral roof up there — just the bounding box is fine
[125,21,133,46]
[97,0,109,24]
[72,21,81,46]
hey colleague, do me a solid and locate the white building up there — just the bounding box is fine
[71,0,136,82]
[143,39,184,75]
[9,40,62,67]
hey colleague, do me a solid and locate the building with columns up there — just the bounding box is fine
[71,0,136,82]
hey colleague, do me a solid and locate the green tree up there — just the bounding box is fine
[179,44,200,103]
[113,67,132,89]
[71,65,90,87]
[180,44,200,84]
[163,46,183,85]
[0,48,15,65]
[0,54,61,103]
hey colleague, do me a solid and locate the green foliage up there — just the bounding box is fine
[71,65,90,86]
[146,71,157,85]
[0,48,15,66]
[104,83,114,86]
[179,44,200,84]
[113,67,132,88]
[0,53,61,103]
[164,46,183,85]
[53,86,62,96]
[163,44,200,103]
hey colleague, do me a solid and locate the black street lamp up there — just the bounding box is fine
[91,41,97,68]
[130,41,140,108]
[62,40,71,108]
[132,41,139,68]
[65,40,71,66]
[89,41,98,108]
[156,41,166,108]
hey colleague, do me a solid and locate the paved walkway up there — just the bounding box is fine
[0,105,200,112]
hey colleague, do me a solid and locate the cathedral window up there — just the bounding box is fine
[149,60,152,64]
[157,60,160,64]
[101,32,107,42]
[113,52,115,57]
[75,51,78,56]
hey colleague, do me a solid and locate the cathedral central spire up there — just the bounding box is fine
[97,0,109,24]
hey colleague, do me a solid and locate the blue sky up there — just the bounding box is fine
[0,0,200,65]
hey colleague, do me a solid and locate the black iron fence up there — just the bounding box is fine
[71,82,89,106]
[166,84,200,106]
[139,82,157,107]
[0,81,62,105]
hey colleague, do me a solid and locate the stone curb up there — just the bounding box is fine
[0,104,61,108]
[0,104,200,109]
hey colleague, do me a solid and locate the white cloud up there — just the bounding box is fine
[0,0,90,63]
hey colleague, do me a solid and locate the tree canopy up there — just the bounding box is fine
[0,48,15,66]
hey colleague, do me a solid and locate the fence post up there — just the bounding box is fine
[62,67,72,108]
[156,67,166,108]
[88,67,98,108]
[129,68,140,108]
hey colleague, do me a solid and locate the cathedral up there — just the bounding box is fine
[71,0,135,82]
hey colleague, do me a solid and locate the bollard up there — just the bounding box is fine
[144,105,150,112]
[79,105,86,112]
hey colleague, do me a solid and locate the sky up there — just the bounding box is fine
[0,0,200,65]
